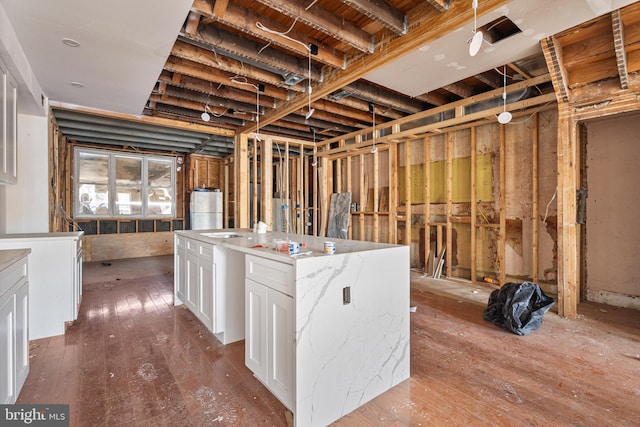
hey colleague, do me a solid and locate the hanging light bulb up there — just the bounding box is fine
[498,65,512,124]
[469,0,483,57]
[201,105,211,122]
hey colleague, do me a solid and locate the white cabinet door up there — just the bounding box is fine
[245,278,267,382]
[174,237,186,304]
[14,282,28,393]
[0,292,15,404]
[197,260,215,332]
[267,288,294,411]
[185,252,199,313]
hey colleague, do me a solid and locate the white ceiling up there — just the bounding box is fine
[1,0,638,120]
[367,0,640,97]
[0,0,193,115]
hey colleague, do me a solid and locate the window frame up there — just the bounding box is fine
[74,147,176,219]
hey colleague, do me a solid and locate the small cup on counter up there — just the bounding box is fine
[324,241,336,255]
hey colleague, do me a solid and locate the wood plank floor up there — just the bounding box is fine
[17,255,640,426]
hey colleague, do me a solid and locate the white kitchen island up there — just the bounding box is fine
[174,230,410,427]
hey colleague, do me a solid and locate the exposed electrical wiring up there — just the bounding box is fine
[543,186,558,223]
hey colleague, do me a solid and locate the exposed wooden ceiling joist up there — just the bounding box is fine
[254,0,374,53]
[338,0,407,35]
[193,0,346,69]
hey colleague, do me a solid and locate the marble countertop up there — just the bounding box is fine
[175,229,401,264]
[0,231,83,240]
[0,248,31,273]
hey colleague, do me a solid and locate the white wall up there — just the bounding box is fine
[4,113,48,233]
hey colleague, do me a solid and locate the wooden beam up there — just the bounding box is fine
[532,113,539,284]
[339,0,406,35]
[611,9,630,89]
[345,80,427,114]
[170,40,299,90]
[212,0,229,19]
[389,143,398,243]
[442,81,475,99]
[445,133,453,278]
[255,0,373,53]
[556,104,578,318]
[184,11,201,37]
[194,0,344,69]
[424,136,431,273]
[541,36,570,103]
[424,0,450,13]
[414,92,449,107]
[191,26,322,81]
[474,71,502,89]
[404,140,411,250]
[240,0,511,133]
[470,127,477,282]
[236,133,249,228]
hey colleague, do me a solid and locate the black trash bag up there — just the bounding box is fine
[483,282,555,336]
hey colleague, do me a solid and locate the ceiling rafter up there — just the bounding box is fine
[185,10,201,36]
[192,0,345,69]
[161,60,287,100]
[186,25,323,81]
[442,82,476,99]
[170,40,305,91]
[423,0,450,13]
[339,0,407,35]
[611,9,629,89]
[254,0,374,53]
[474,71,502,88]
[345,80,427,114]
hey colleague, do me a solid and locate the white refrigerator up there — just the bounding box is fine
[190,190,223,230]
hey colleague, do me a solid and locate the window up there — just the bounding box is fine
[75,148,175,218]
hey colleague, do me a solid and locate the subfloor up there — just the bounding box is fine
[18,256,640,426]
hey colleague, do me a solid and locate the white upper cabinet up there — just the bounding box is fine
[0,57,17,184]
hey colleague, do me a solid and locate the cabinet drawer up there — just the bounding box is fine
[246,255,293,296]
[186,239,198,254]
[198,242,214,261]
[0,257,27,297]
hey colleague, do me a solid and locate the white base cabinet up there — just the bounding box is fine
[0,250,30,404]
[174,234,244,344]
[245,255,294,412]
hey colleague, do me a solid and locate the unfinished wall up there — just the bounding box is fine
[585,112,640,307]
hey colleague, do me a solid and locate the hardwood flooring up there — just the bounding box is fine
[17,256,640,426]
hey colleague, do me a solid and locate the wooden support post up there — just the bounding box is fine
[297,154,303,234]
[556,104,579,318]
[389,145,398,243]
[532,113,539,284]
[373,149,379,242]
[346,155,353,239]
[224,157,230,228]
[252,140,258,225]
[359,153,366,240]
[446,133,453,277]
[404,140,411,248]
[424,136,431,273]
[285,141,290,233]
[319,156,330,237]
[261,137,273,230]
[499,125,507,286]
[470,127,477,282]
[236,133,249,228]
[313,158,318,236]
